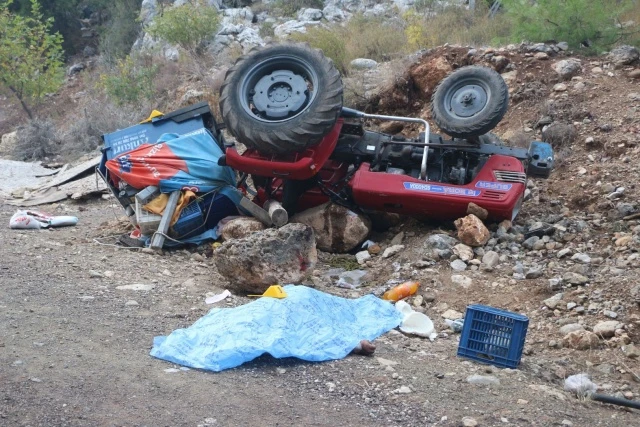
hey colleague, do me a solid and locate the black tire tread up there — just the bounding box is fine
[431,66,508,139]
[219,42,343,154]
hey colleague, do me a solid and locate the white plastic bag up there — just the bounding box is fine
[564,373,597,397]
[395,300,437,339]
[9,211,43,229]
[9,210,78,229]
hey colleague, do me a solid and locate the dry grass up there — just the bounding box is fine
[12,119,61,161]
[291,14,407,75]
[405,5,513,49]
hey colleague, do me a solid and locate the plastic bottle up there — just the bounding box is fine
[382,281,419,301]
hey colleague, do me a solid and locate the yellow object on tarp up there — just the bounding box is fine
[140,110,164,124]
[143,190,196,225]
[248,285,288,299]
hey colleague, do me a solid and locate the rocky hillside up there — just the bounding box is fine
[2,1,640,423]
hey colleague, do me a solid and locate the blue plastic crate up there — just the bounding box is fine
[171,201,205,238]
[457,304,529,369]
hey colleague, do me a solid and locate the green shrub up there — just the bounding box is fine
[259,21,275,38]
[146,0,220,54]
[502,0,637,52]
[291,14,407,75]
[292,27,348,74]
[99,55,157,105]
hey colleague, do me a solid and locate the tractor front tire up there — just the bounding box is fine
[431,66,509,139]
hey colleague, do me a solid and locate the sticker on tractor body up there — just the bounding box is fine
[403,182,481,197]
[475,181,513,191]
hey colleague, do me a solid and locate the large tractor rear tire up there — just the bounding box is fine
[219,43,344,155]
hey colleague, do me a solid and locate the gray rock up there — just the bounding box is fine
[394,385,412,394]
[603,310,618,319]
[557,248,571,258]
[544,293,564,309]
[608,45,640,68]
[89,270,104,278]
[451,274,472,288]
[462,417,478,427]
[125,300,139,306]
[222,7,254,22]
[274,20,319,38]
[563,272,589,285]
[563,330,600,350]
[523,236,540,250]
[220,217,266,241]
[481,250,500,268]
[622,344,640,359]
[424,233,457,259]
[525,267,544,279]
[556,41,569,50]
[236,27,264,50]
[0,130,17,156]
[322,5,348,22]
[356,250,371,265]
[467,374,500,386]
[214,223,317,294]
[549,277,564,291]
[571,253,591,264]
[390,231,404,246]
[450,259,467,271]
[413,294,424,308]
[382,244,404,259]
[83,46,97,57]
[181,89,205,105]
[292,203,371,253]
[453,243,474,262]
[297,8,323,21]
[350,58,378,70]
[553,59,582,80]
[560,323,584,336]
[593,320,621,338]
[116,284,155,291]
[68,63,85,76]
[617,202,636,217]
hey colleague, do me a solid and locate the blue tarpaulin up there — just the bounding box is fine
[150,285,403,372]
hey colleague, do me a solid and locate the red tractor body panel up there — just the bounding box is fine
[350,156,525,221]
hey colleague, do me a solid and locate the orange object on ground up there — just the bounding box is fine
[382,281,419,301]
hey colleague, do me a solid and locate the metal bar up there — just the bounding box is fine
[358,112,430,180]
[379,140,531,160]
[150,190,181,250]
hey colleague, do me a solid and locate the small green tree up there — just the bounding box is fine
[0,0,64,118]
[502,0,637,52]
[146,0,220,55]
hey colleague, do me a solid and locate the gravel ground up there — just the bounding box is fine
[1,199,639,427]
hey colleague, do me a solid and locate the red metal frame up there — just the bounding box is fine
[225,120,344,180]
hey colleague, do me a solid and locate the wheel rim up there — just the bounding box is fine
[443,79,490,119]
[239,55,319,123]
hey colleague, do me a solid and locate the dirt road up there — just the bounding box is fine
[1,199,638,427]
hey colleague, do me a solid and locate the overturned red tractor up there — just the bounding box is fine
[217,43,553,222]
